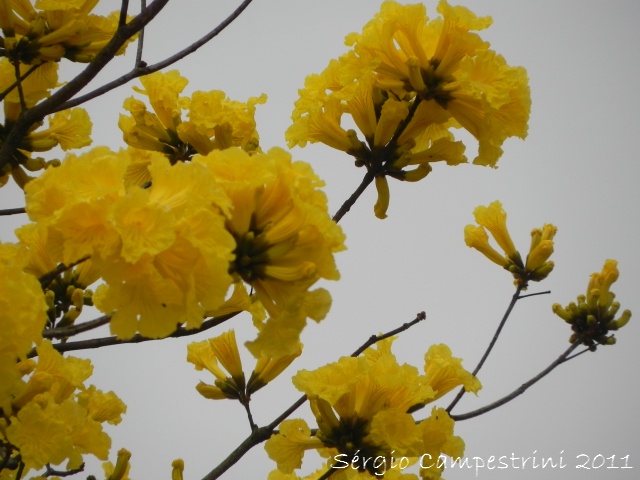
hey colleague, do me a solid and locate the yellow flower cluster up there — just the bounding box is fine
[119,70,266,169]
[265,338,480,479]
[553,260,631,348]
[0,59,92,188]
[286,0,530,218]
[198,147,346,358]
[1,341,126,477]
[22,146,236,339]
[187,330,301,402]
[20,142,344,355]
[464,200,556,289]
[0,0,132,64]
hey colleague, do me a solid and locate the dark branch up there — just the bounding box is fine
[0,207,26,216]
[51,0,254,113]
[29,311,241,358]
[450,340,582,421]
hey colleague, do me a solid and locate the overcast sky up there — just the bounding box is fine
[2,1,639,479]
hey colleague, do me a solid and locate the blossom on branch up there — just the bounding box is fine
[0,0,133,64]
[197,147,346,358]
[286,0,530,218]
[464,200,556,289]
[1,341,126,477]
[266,337,477,479]
[119,70,266,172]
[553,259,631,348]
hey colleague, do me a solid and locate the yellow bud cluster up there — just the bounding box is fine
[552,260,631,349]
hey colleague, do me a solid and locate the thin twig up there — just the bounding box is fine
[118,0,130,27]
[39,255,91,289]
[332,170,375,223]
[446,286,523,413]
[0,64,40,103]
[450,340,582,421]
[518,289,551,299]
[135,0,147,66]
[29,311,241,358]
[42,314,112,339]
[50,0,254,114]
[201,311,427,480]
[0,207,26,216]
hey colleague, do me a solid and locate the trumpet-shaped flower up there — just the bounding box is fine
[0,59,91,188]
[0,1,133,64]
[0,242,48,360]
[22,146,236,339]
[465,201,556,289]
[552,260,631,348]
[119,70,266,174]
[267,338,469,478]
[286,1,529,218]
[187,330,301,402]
[196,147,345,358]
[2,341,126,476]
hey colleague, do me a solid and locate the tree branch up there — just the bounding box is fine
[450,340,583,421]
[0,207,26,216]
[50,0,254,113]
[42,314,112,339]
[28,311,241,358]
[446,286,522,413]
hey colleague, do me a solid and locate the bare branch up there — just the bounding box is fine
[446,287,522,413]
[42,314,112,340]
[29,311,241,358]
[51,0,255,113]
[0,207,26,216]
[450,340,582,421]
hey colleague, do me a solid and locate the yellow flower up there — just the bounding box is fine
[4,341,126,476]
[0,242,48,360]
[172,458,185,480]
[188,330,302,402]
[287,0,529,218]
[24,147,236,339]
[265,419,324,474]
[27,108,93,151]
[0,1,133,64]
[119,70,266,164]
[553,260,631,348]
[187,332,245,401]
[415,408,465,480]
[346,0,529,167]
[268,339,469,478]
[465,201,556,288]
[197,147,345,357]
[247,345,302,395]
[103,448,132,480]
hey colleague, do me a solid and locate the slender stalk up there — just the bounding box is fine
[447,286,522,413]
[28,312,241,358]
[0,207,26,216]
[332,170,375,223]
[42,315,112,339]
[450,340,582,421]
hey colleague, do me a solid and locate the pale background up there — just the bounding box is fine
[1,1,639,479]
